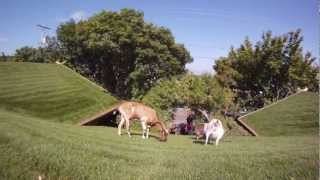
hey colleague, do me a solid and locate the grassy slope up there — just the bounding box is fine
[245,92,319,136]
[0,63,318,179]
[0,109,318,180]
[0,62,118,124]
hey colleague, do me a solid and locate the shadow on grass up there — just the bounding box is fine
[129,132,161,141]
[189,136,232,145]
[193,140,206,144]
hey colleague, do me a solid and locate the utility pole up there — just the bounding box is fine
[36,24,51,47]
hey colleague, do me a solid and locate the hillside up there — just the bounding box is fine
[0,62,318,179]
[0,62,118,124]
[244,92,319,136]
[0,108,318,180]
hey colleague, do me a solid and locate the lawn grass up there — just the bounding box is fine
[0,62,318,179]
[0,109,318,180]
[0,62,118,124]
[245,92,319,136]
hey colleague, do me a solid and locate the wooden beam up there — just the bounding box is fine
[78,102,124,126]
[235,117,259,136]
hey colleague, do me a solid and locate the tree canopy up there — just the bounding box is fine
[142,73,233,122]
[13,37,62,63]
[0,52,8,62]
[9,9,318,114]
[57,9,192,99]
[214,30,318,109]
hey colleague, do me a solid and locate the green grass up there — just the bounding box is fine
[0,109,318,180]
[0,62,318,179]
[245,92,319,136]
[0,62,118,124]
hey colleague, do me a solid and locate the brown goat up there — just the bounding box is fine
[117,101,169,141]
[194,123,206,140]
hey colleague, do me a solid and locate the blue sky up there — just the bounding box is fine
[0,0,318,74]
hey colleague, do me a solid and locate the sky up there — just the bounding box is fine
[0,0,318,74]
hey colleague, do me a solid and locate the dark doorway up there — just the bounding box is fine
[81,111,119,127]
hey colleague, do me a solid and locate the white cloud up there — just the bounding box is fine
[0,37,8,43]
[70,10,87,22]
[56,10,87,23]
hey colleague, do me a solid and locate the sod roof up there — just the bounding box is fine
[0,62,118,124]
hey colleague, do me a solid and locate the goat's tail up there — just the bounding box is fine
[113,110,118,115]
[113,106,120,116]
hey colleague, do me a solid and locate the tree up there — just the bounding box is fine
[57,9,192,99]
[14,46,41,62]
[142,73,233,122]
[214,30,318,109]
[13,37,62,63]
[0,52,8,62]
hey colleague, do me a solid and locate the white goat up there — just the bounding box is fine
[204,119,225,146]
